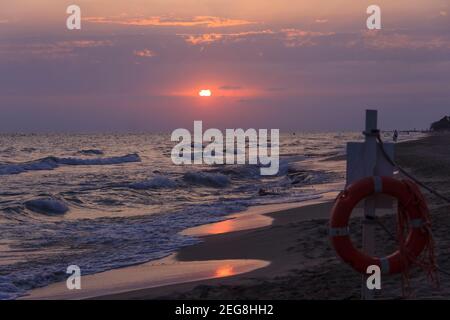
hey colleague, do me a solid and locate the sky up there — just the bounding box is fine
[0,0,449,132]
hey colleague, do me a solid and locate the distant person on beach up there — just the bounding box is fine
[393,130,399,142]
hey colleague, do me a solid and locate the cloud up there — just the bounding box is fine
[357,31,450,50]
[85,15,255,28]
[180,29,275,45]
[0,40,113,59]
[58,40,113,48]
[134,49,156,58]
[180,28,336,48]
[440,11,448,17]
[281,29,336,47]
[315,19,328,24]
[0,19,8,24]
[182,33,224,45]
[219,85,242,90]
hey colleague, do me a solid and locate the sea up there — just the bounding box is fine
[0,131,421,299]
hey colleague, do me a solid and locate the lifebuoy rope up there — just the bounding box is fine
[375,214,450,279]
[398,180,438,296]
[374,130,450,203]
[365,132,448,294]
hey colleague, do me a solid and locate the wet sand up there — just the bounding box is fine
[95,200,340,300]
[24,255,269,300]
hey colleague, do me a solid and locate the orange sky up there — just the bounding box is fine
[1,0,447,28]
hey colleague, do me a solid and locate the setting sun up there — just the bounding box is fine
[199,89,212,97]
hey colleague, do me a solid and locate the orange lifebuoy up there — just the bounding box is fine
[330,176,430,275]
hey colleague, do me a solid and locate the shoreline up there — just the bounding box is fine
[101,201,337,300]
[23,193,338,300]
[99,192,395,300]
[109,133,450,300]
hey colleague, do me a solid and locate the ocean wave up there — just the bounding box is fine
[0,147,15,154]
[77,149,104,156]
[0,153,141,176]
[21,147,37,153]
[212,165,261,179]
[24,198,69,215]
[0,276,19,300]
[0,200,247,299]
[127,176,177,190]
[200,155,302,181]
[182,171,230,188]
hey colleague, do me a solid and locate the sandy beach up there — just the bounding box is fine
[23,133,450,300]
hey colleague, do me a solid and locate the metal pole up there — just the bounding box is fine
[361,109,378,300]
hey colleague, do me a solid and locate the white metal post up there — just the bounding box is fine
[361,109,378,300]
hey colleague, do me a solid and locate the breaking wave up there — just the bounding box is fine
[24,198,69,215]
[0,153,141,176]
[182,171,230,188]
[77,149,104,156]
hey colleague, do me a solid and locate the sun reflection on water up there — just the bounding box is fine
[215,265,235,277]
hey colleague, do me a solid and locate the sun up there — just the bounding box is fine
[199,89,212,97]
